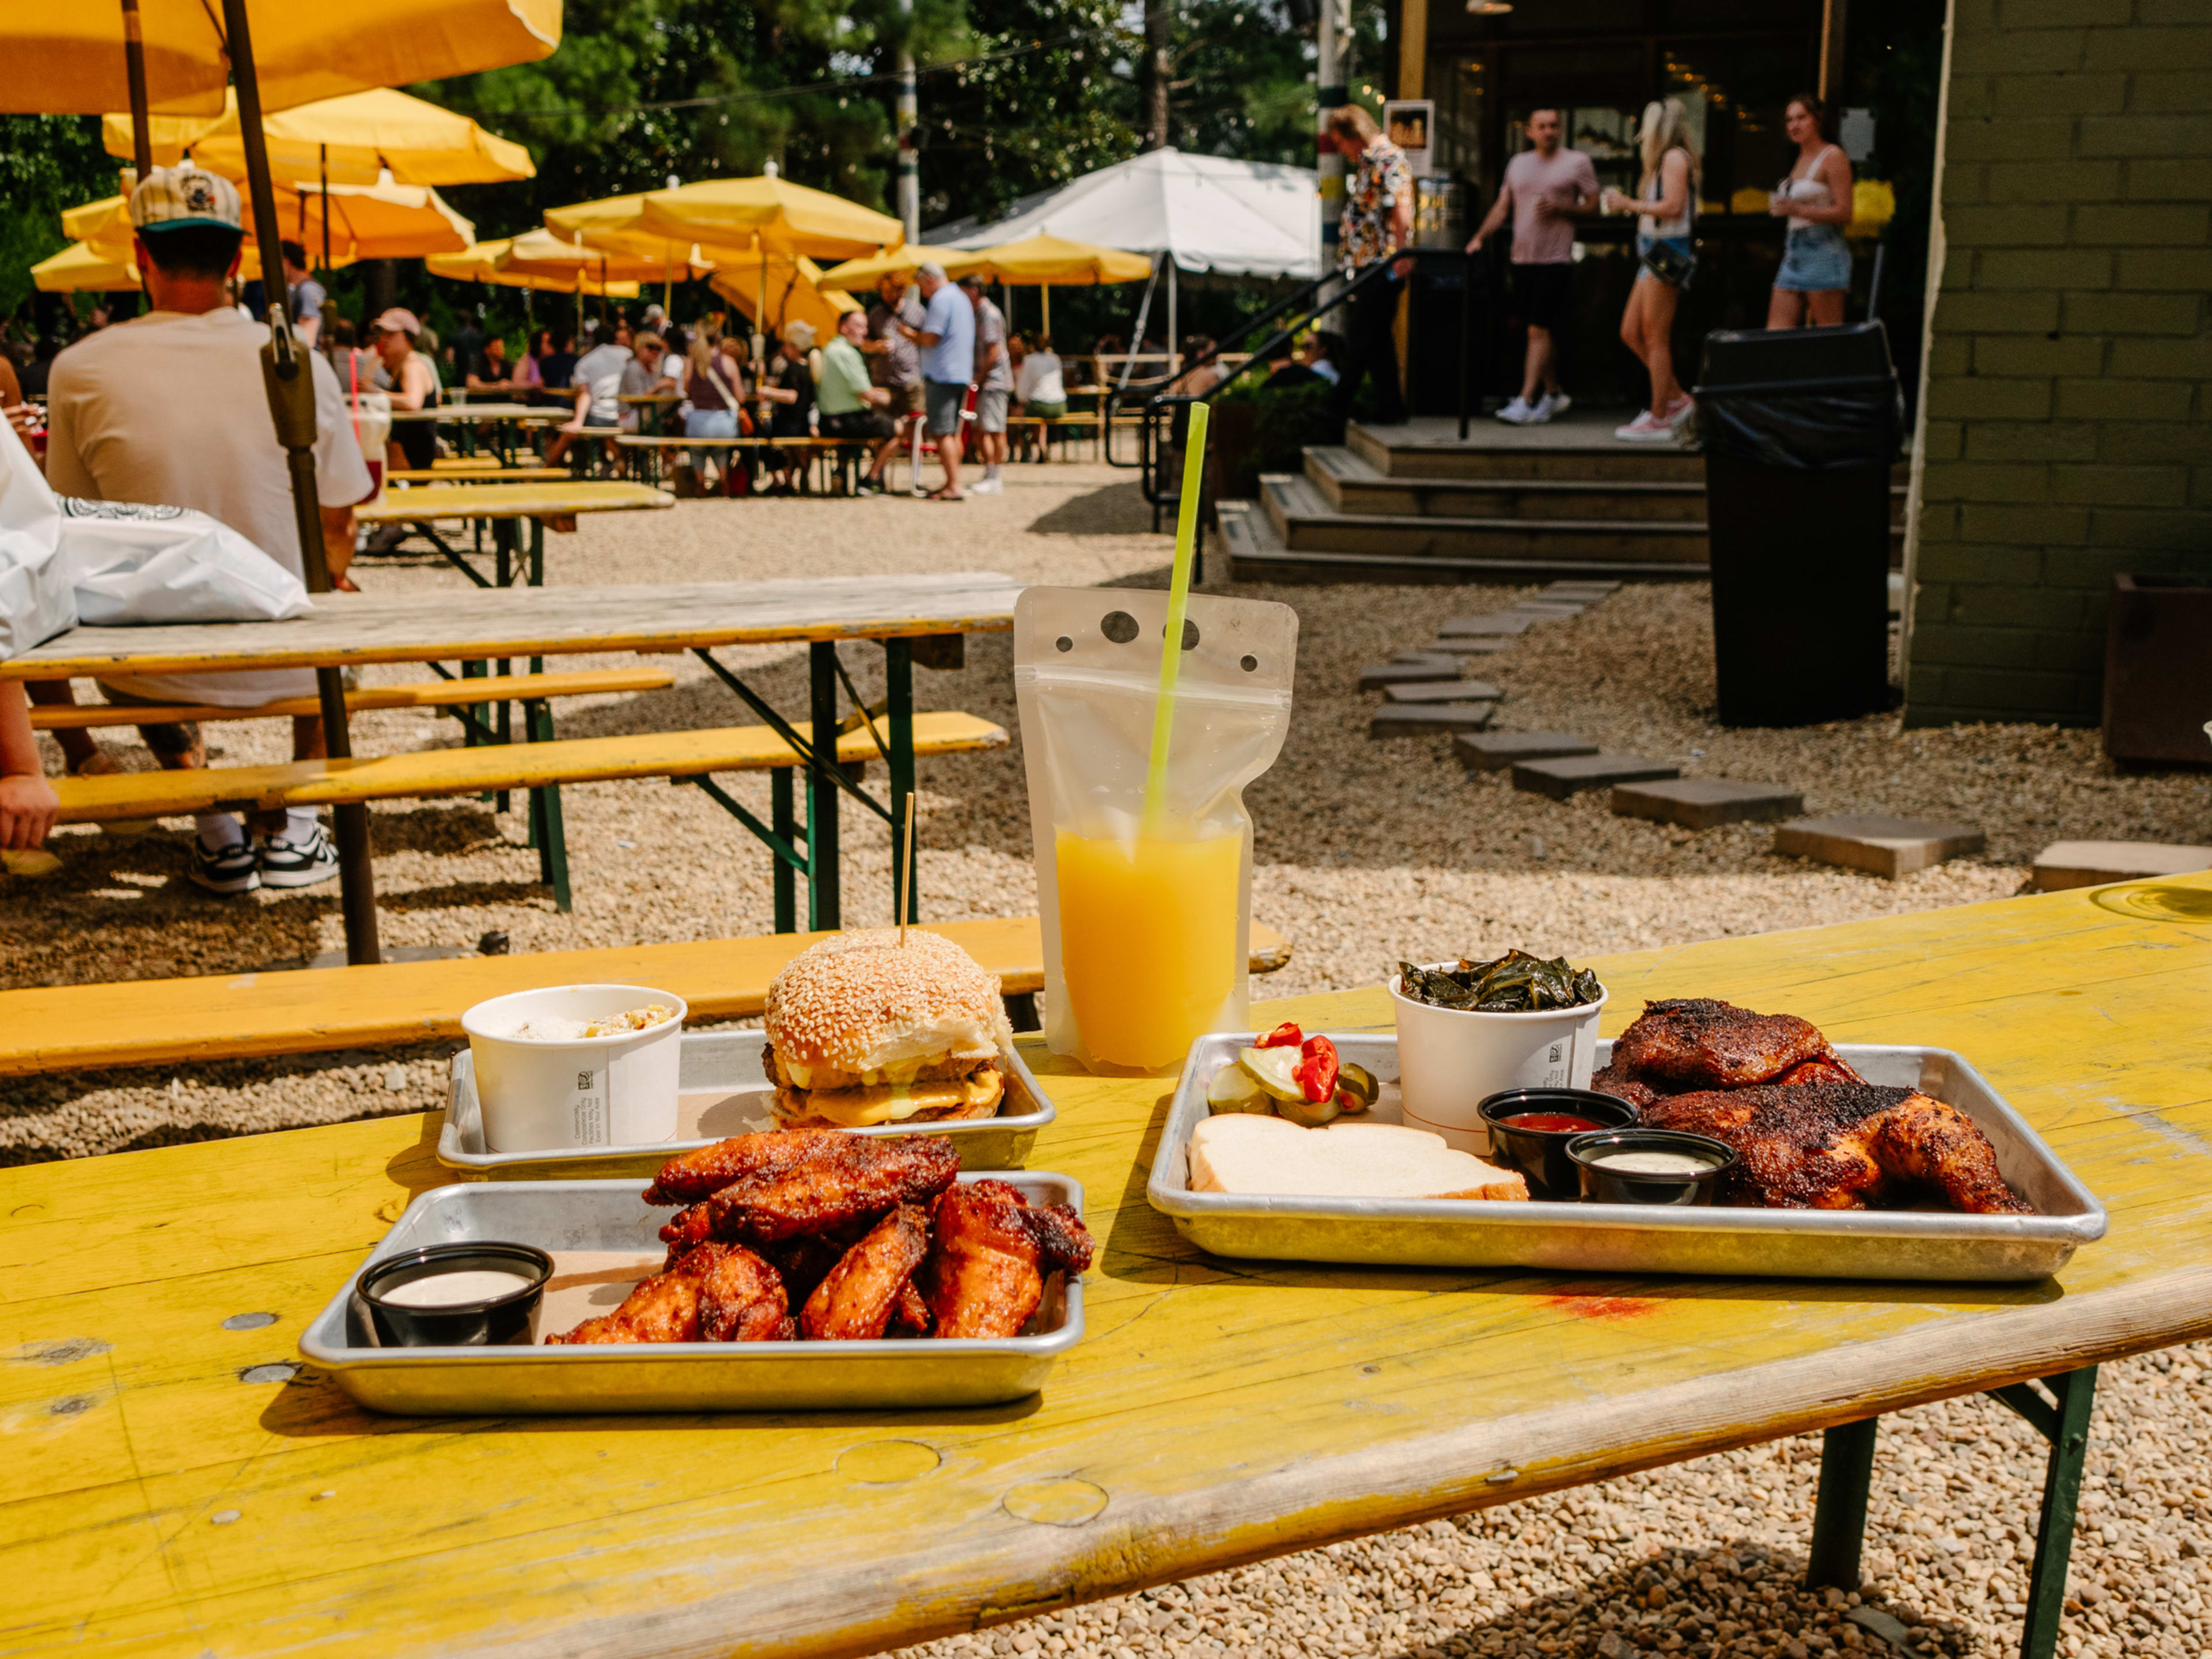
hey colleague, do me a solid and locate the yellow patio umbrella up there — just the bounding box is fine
[708,254,859,344]
[7,1,561,120]
[100,88,536,185]
[818,244,983,290]
[427,238,641,297]
[34,237,301,290]
[63,179,473,262]
[963,233,1154,336]
[624,176,902,263]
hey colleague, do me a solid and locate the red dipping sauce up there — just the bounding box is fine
[1503,1111,1603,1133]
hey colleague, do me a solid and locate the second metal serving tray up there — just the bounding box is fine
[1147,1034,2106,1283]
[300,1172,1086,1415]
[437,1031,1056,1177]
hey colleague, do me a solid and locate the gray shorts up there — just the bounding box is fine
[94,684,202,757]
[975,388,1010,433]
[924,378,968,437]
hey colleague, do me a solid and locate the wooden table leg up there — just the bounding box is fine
[885,637,915,923]
[1806,1416,1880,1591]
[805,641,840,929]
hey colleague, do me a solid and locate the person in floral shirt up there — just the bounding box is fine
[1325,104,1414,426]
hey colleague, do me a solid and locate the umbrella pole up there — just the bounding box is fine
[219,0,381,967]
[320,145,331,277]
[1043,285,1050,340]
[119,0,152,176]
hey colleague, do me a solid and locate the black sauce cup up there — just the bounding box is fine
[1566,1129,1738,1207]
[357,1243,554,1347]
[1476,1088,1640,1199]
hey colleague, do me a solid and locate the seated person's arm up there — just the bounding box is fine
[562,386,589,430]
[862,385,890,407]
[0,683,58,852]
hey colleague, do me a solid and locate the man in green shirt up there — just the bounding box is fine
[818,310,897,491]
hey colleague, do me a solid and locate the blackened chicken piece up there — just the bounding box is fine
[1607,998,1854,1091]
[800,1205,932,1340]
[702,1133,960,1245]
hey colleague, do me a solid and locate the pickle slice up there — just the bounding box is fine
[1206,1061,1271,1113]
[1336,1061,1380,1111]
[1236,1044,1306,1104]
[1276,1089,1341,1128]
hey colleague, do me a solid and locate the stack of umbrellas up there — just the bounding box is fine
[820,233,1152,335]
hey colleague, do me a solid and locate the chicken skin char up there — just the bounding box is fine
[920,1179,1096,1340]
[550,1241,791,1344]
[1644,1083,2032,1214]
[698,1133,960,1245]
[800,1205,932,1340]
[1603,998,1861,1092]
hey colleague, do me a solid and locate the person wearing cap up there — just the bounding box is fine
[43,164,372,896]
[617,331,678,433]
[280,241,325,350]
[958,272,1013,495]
[897,262,974,501]
[370,308,441,476]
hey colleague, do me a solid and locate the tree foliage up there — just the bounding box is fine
[0,116,118,323]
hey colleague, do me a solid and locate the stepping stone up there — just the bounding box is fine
[1422,637,1514,656]
[1372,702,1498,738]
[1359,662,1461,690]
[1513,754,1681,800]
[1391,650,1463,668]
[1453,730,1599,773]
[1384,678,1503,704]
[1612,777,1805,830]
[2030,840,2212,892]
[1440,613,1533,637]
[1512,601,1586,618]
[1774,814,1986,879]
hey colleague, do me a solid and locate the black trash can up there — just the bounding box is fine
[1694,321,1903,727]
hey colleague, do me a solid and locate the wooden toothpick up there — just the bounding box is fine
[899,794,916,947]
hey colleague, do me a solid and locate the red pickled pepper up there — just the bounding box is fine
[1292,1035,1339,1103]
[1256,1022,1304,1050]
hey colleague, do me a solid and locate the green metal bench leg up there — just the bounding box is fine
[522,700,571,912]
[805,642,840,929]
[885,637,915,923]
[1807,1415,1880,1592]
[772,768,796,934]
[2012,1366,2098,1659]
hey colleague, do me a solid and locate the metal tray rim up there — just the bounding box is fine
[1146,1033,2108,1244]
[434,1033,1058,1171]
[300,1173,1087,1373]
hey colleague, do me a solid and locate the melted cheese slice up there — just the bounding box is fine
[794,1068,1001,1127]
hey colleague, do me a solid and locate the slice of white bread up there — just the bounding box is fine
[1188,1113,1529,1201]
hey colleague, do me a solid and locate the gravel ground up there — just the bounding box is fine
[5,461,2206,1651]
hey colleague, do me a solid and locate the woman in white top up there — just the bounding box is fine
[1768,93,1856,328]
[1015,333,1067,418]
[1600,97,1700,442]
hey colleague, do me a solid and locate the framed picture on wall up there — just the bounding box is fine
[1384,99,1436,176]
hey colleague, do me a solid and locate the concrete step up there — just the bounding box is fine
[1384,677,1504,703]
[1347,416,1914,490]
[1259,474,1712,569]
[1455,731,1600,772]
[1304,446,1709,523]
[1613,777,1805,829]
[1774,815,1986,879]
[1372,702,1499,738]
[1219,498,1700,584]
[1513,754,1682,800]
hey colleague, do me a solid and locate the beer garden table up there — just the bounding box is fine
[1,573,1025,956]
[388,402,566,464]
[4,876,2208,1657]
[355,479,676,589]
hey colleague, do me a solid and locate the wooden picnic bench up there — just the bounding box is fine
[4,876,2205,1658]
[0,917,1291,1076]
[354,480,674,589]
[616,434,877,494]
[385,466,573,486]
[26,667,676,731]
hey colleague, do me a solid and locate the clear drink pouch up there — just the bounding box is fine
[1014,586,1297,1074]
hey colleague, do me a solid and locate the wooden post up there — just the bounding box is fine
[1820,0,1849,109]
[1397,0,1428,100]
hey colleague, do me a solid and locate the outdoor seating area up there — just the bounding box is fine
[3,2,2210,1657]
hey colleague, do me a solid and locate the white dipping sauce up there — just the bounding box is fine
[376,1268,537,1307]
[1594,1150,1716,1177]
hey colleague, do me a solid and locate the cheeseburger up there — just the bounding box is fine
[763,929,1013,1128]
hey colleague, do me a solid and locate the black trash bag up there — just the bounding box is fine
[1693,321,1904,471]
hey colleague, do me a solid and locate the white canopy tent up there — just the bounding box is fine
[926,147,1320,366]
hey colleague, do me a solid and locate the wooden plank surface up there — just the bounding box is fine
[354,482,674,523]
[48,711,1007,823]
[384,467,574,485]
[27,668,678,730]
[388,404,560,422]
[1,571,1025,680]
[0,921,1293,1077]
[4,878,2209,1658]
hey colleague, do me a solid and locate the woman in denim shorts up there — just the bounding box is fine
[1601,99,1702,443]
[1768,93,1855,328]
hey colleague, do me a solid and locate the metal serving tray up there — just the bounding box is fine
[300,1172,1085,1415]
[1147,1034,2106,1283]
[437,1031,1056,1178]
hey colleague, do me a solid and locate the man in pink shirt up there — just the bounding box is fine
[1467,109,1600,425]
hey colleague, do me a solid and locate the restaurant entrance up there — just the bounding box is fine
[1400,0,1849,411]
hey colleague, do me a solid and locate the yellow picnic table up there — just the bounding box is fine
[386,402,567,464]
[6,876,2208,1658]
[355,480,673,589]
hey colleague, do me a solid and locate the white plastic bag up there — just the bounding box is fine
[0,422,309,661]
[1014,586,1297,1073]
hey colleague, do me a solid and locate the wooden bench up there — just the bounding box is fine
[52,710,1007,912]
[388,467,573,486]
[0,916,1293,1076]
[616,434,875,495]
[26,667,677,730]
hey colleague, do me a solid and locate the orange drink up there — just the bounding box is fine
[1054,830,1243,1070]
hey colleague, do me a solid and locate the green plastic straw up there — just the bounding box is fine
[1141,399,1212,837]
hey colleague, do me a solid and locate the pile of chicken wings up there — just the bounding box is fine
[550,1131,1094,1345]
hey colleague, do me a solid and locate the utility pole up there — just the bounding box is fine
[1144,0,1172,151]
[896,29,920,243]
[1316,0,1346,289]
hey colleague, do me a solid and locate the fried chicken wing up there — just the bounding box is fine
[1608,998,1842,1090]
[643,1127,861,1206]
[892,1279,934,1336]
[550,1243,717,1343]
[919,1180,1043,1339]
[1645,1083,2032,1214]
[699,1243,794,1342]
[1018,1201,1097,1275]
[800,1205,932,1340]
[702,1132,961,1245]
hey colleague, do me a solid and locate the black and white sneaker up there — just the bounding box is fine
[255,825,341,889]
[190,838,261,895]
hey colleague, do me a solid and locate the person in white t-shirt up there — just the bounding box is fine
[43,165,372,896]
[547,321,633,467]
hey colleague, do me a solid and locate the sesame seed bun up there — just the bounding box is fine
[765,929,1012,1079]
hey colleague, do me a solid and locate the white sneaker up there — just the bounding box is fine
[1495,397,1536,425]
[1614,411,1676,444]
[190,837,261,895]
[1528,395,1558,425]
[255,825,341,890]
[1662,395,1696,430]
[1548,392,1573,418]
[969,475,1003,495]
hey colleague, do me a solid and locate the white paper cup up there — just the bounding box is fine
[461,984,688,1153]
[1400,1102,1497,1157]
[1387,967,1607,1143]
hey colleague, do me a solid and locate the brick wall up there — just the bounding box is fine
[1902,0,2212,728]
